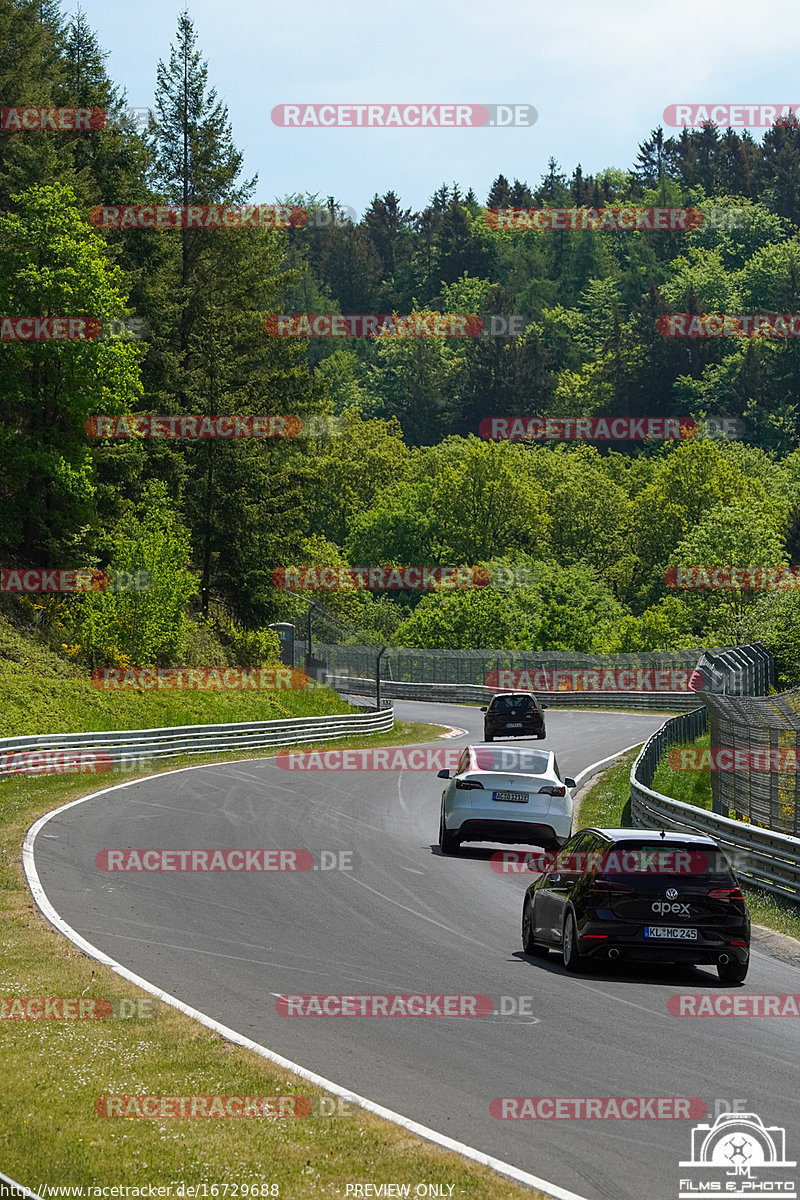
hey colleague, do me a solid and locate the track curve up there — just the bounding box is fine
[29,702,800,1200]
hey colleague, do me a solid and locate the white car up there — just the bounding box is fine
[437,745,575,855]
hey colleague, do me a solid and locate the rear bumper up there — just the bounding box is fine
[454,819,563,849]
[577,922,750,965]
[484,724,545,739]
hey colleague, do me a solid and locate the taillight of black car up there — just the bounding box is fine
[707,885,746,912]
[588,878,635,899]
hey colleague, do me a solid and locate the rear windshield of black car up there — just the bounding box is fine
[601,841,736,884]
[491,696,537,713]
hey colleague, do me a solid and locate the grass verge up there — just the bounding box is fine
[575,747,800,942]
[1,718,549,1199]
[651,731,712,810]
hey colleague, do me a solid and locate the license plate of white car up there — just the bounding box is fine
[493,790,528,803]
[506,722,523,728]
[644,927,698,940]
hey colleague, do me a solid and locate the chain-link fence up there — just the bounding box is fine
[704,688,800,837]
[298,642,773,697]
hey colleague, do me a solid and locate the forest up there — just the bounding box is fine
[2,0,800,685]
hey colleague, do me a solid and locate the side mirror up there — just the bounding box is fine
[437,769,450,779]
[480,706,487,713]
[564,777,576,789]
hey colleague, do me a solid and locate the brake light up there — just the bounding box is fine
[589,879,635,897]
[708,887,745,902]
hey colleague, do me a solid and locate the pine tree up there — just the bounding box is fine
[130,11,316,618]
[149,10,256,295]
[509,178,534,206]
[0,0,72,206]
[486,174,512,207]
[59,11,152,205]
[363,191,415,280]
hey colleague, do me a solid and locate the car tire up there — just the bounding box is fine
[522,897,549,957]
[438,807,460,855]
[717,957,748,984]
[562,910,584,972]
[484,733,493,742]
[537,731,546,740]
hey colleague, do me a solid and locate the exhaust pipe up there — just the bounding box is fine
[718,953,730,965]
[608,948,620,960]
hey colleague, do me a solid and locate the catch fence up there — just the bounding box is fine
[704,689,800,837]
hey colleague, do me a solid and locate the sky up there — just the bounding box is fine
[71,0,800,216]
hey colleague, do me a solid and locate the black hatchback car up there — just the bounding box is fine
[481,692,546,742]
[522,828,750,984]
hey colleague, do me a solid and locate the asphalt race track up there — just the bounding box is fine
[30,702,800,1200]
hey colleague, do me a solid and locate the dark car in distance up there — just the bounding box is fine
[521,827,750,984]
[481,692,546,742]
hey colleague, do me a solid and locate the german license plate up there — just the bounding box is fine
[507,722,523,728]
[493,790,528,803]
[644,927,698,940]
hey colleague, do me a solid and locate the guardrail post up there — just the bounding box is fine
[376,646,388,711]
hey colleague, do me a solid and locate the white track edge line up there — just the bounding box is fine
[22,753,600,1200]
[573,742,644,789]
[0,1168,45,1200]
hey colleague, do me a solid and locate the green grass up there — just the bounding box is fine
[0,613,353,736]
[0,614,546,1197]
[575,746,800,942]
[575,749,639,830]
[651,731,713,811]
[0,719,550,1198]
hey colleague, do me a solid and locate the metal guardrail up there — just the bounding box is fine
[630,710,800,902]
[327,675,703,711]
[0,708,394,777]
